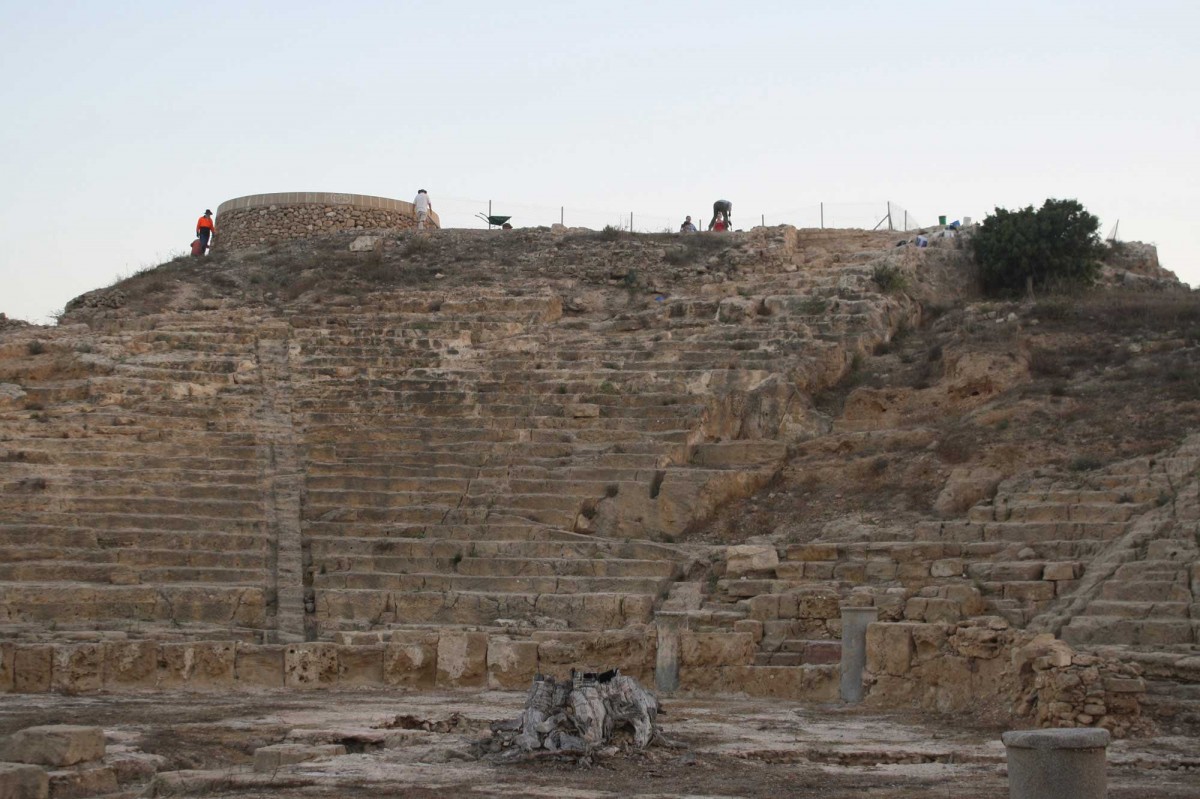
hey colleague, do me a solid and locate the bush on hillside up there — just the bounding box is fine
[973,198,1103,297]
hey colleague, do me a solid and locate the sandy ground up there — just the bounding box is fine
[1,689,1197,798]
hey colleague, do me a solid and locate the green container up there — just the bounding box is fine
[938,215,947,225]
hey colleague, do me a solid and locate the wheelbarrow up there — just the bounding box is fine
[476,213,512,229]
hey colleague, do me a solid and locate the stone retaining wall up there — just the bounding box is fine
[214,192,440,250]
[864,619,1151,738]
[0,628,816,697]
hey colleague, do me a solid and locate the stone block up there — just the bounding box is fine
[725,545,779,578]
[1042,562,1080,581]
[533,628,656,682]
[933,466,1003,517]
[733,619,763,643]
[487,638,539,690]
[105,750,167,785]
[747,594,779,621]
[565,403,600,418]
[253,743,346,773]
[1,726,105,767]
[44,765,116,799]
[680,632,755,669]
[12,646,52,694]
[941,584,986,615]
[0,643,13,693]
[992,562,1050,581]
[865,623,915,676]
[774,561,805,580]
[436,631,488,687]
[1005,582,1056,602]
[158,642,236,688]
[796,640,842,665]
[348,235,381,252]
[930,558,964,578]
[1102,676,1145,694]
[896,561,931,582]
[102,641,158,689]
[865,559,898,581]
[904,597,929,621]
[0,762,47,799]
[50,646,101,695]
[284,643,339,689]
[803,562,836,580]
[235,644,285,688]
[709,665,838,700]
[384,632,438,688]
[794,592,841,620]
[337,645,384,686]
[784,543,838,562]
[923,599,963,624]
[621,594,655,624]
[910,623,949,663]
[833,561,866,582]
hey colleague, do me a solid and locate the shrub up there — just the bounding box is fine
[973,198,1103,297]
[872,264,908,294]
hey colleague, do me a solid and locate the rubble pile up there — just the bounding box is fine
[475,670,665,763]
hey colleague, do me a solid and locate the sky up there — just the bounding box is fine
[1,0,1197,324]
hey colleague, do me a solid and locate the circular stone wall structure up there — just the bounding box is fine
[214,192,440,250]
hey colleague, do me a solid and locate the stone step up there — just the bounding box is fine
[1060,616,1197,647]
[0,452,260,473]
[967,540,1105,560]
[0,545,266,569]
[1144,680,1200,701]
[1082,600,1192,619]
[0,479,263,502]
[0,582,266,626]
[981,521,1128,543]
[983,501,1150,524]
[454,556,676,578]
[1110,560,1193,581]
[0,496,264,519]
[312,571,669,594]
[303,522,567,543]
[1099,580,1192,602]
[307,536,678,561]
[302,503,577,528]
[312,554,675,578]
[317,588,653,631]
[0,463,265,486]
[0,512,266,534]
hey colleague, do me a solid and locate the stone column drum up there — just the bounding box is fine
[1002,728,1110,799]
[839,606,878,703]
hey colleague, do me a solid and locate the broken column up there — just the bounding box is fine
[1002,728,1110,799]
[654,612,689,694]
[839,606,878,703]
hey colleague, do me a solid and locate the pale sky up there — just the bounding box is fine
[1,1,1197,324]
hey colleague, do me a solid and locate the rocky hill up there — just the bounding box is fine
[1,225,1197,737]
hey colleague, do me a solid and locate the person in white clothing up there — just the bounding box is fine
[414,189,432,230]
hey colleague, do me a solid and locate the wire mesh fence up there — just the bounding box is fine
[431,196,926,234]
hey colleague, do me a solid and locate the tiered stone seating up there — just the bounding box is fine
[281,245,913,638]
[0,321,272,633]
[289,297,739,632]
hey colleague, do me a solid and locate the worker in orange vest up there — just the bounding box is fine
[196,210,215,254]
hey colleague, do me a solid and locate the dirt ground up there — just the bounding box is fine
[2,690,1197,798]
